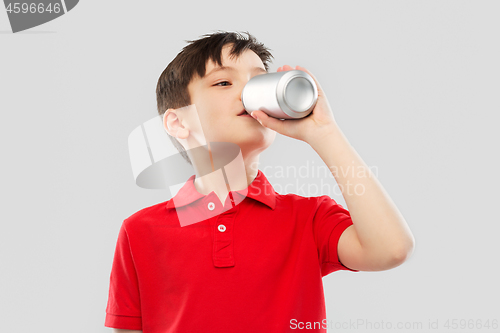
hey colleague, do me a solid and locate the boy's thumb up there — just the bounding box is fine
[251,110,282,133]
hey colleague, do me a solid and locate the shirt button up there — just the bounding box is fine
[208,202,215,211]
[218,224,226,232]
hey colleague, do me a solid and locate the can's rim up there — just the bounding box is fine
[276,70,318,118]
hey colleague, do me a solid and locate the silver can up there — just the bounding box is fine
[241,69,318,119]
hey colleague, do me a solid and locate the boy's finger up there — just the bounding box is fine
[250,110,265,122]
[251,111,284,134]
[297,65,311,75]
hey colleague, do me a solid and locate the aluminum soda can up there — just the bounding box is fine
[241,69,318,119]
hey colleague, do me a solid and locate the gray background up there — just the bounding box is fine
[1,1,499,332]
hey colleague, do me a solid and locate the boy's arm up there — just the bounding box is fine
[250,65,415,272]
[308,123,415,271]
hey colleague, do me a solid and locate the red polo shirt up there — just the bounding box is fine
[105,169,358,332]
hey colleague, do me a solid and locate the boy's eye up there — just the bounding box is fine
[214,81,231,86]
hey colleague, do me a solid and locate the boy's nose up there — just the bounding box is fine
[238,74,259,104]
[238,82,248,102]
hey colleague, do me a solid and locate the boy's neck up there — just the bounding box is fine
[192,148,260,208]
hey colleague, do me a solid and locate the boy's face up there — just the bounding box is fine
[172,44,276,154]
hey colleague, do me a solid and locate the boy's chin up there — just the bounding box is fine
[234,133,275,148]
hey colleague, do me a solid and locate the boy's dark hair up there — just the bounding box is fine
[156,30,274,165]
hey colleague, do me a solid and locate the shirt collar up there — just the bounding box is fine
[166,169,276,210]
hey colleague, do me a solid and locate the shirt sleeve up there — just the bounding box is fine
[105,220,142,330]
[312,195,360,276]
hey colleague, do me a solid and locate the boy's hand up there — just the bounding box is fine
[250,65,338,143]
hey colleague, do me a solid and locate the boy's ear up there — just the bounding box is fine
[163,108,189,140]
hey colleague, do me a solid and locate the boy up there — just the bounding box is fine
[105,31,415,333]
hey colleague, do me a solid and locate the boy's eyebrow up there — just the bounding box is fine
[204,66,267,79]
